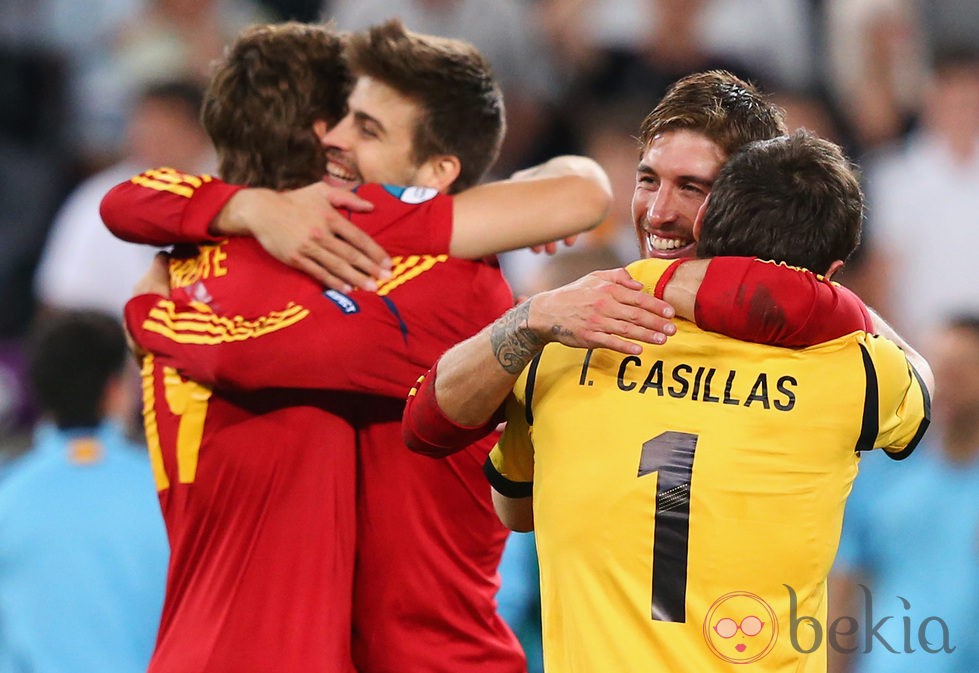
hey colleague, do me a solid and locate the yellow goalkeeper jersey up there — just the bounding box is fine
[487,258,930,673]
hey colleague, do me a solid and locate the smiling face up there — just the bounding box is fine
[631,129,727,260]
[319,76,436,191]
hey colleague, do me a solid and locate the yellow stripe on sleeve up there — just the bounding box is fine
[131,174,195,199]
[141,300,310,345]
[377,254,448,296]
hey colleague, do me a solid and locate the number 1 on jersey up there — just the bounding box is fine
[638,431,698,622]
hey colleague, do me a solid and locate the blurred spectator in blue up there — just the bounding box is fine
[34,79,214,318]
[829,314,979,673]
[0,310,168,673]
[860,47,979,344]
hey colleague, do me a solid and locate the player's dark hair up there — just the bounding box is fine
[28,311,128,430]
[202,22,353,189]
[638,70,787,158]
[698,130,863,274]
[346,19,505,193]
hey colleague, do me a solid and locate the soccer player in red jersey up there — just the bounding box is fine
[104,21,625,673]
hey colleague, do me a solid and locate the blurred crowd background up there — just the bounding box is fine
[3,0,979,445]
[0,1,977,672]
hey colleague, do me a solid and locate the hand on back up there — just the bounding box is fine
[528,268,677,355]
[227,182,391,292]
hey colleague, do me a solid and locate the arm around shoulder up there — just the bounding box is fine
[101,170,240,245]
[448,156,612,259]
[869,308,935,398]
[402,368,503,457]
[687,257,872,347]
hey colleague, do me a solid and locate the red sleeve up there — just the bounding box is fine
[125,287,433,399]
[101,176,451,253]
[402,368,504,458]
[126,248,513,399]
[694,257,873,347]
[101,168,241,245]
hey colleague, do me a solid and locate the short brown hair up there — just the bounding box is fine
[202,22,353,189]
[346,19,505,193]
[638,70,787,158]
[698,130,863,274]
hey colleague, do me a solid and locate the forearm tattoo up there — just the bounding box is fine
[491,301,544,374]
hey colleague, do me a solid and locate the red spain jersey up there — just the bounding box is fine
[106,171,525,673]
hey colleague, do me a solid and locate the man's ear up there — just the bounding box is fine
[824,259,845,280]
[416,155,462,193]
[692,195,710,241]
[313,119,330,145]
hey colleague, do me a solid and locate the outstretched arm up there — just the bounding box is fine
[403,268,676,456]
[127,287,442,399]
[102,157,611,290]
[204,156,612,268]
[101,168,388,291]
[437,268,677,425]
[666,257,873,345]
[404,256,885,457]
[868,308,934,397]
[217,155,611,263]
[128,247,515,401]
[669,256,933,390]
[449,155,611,259]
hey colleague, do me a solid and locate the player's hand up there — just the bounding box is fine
[218,183,392,292]
[124,255,213,371]
[527,268,676,354]
[133,252,172,298]
[128,252,172,360]
[529,235,580,255]
[123,323,145,362]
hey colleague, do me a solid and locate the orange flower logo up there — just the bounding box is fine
[704,591,778,663]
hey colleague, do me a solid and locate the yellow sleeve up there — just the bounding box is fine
[484,368,536,497]
[864,335,931,459]
[625,258,674,295]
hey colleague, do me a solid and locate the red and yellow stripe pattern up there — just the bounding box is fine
[377,254,448,296]
[142,300,310,345]
[131,167,214,198]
